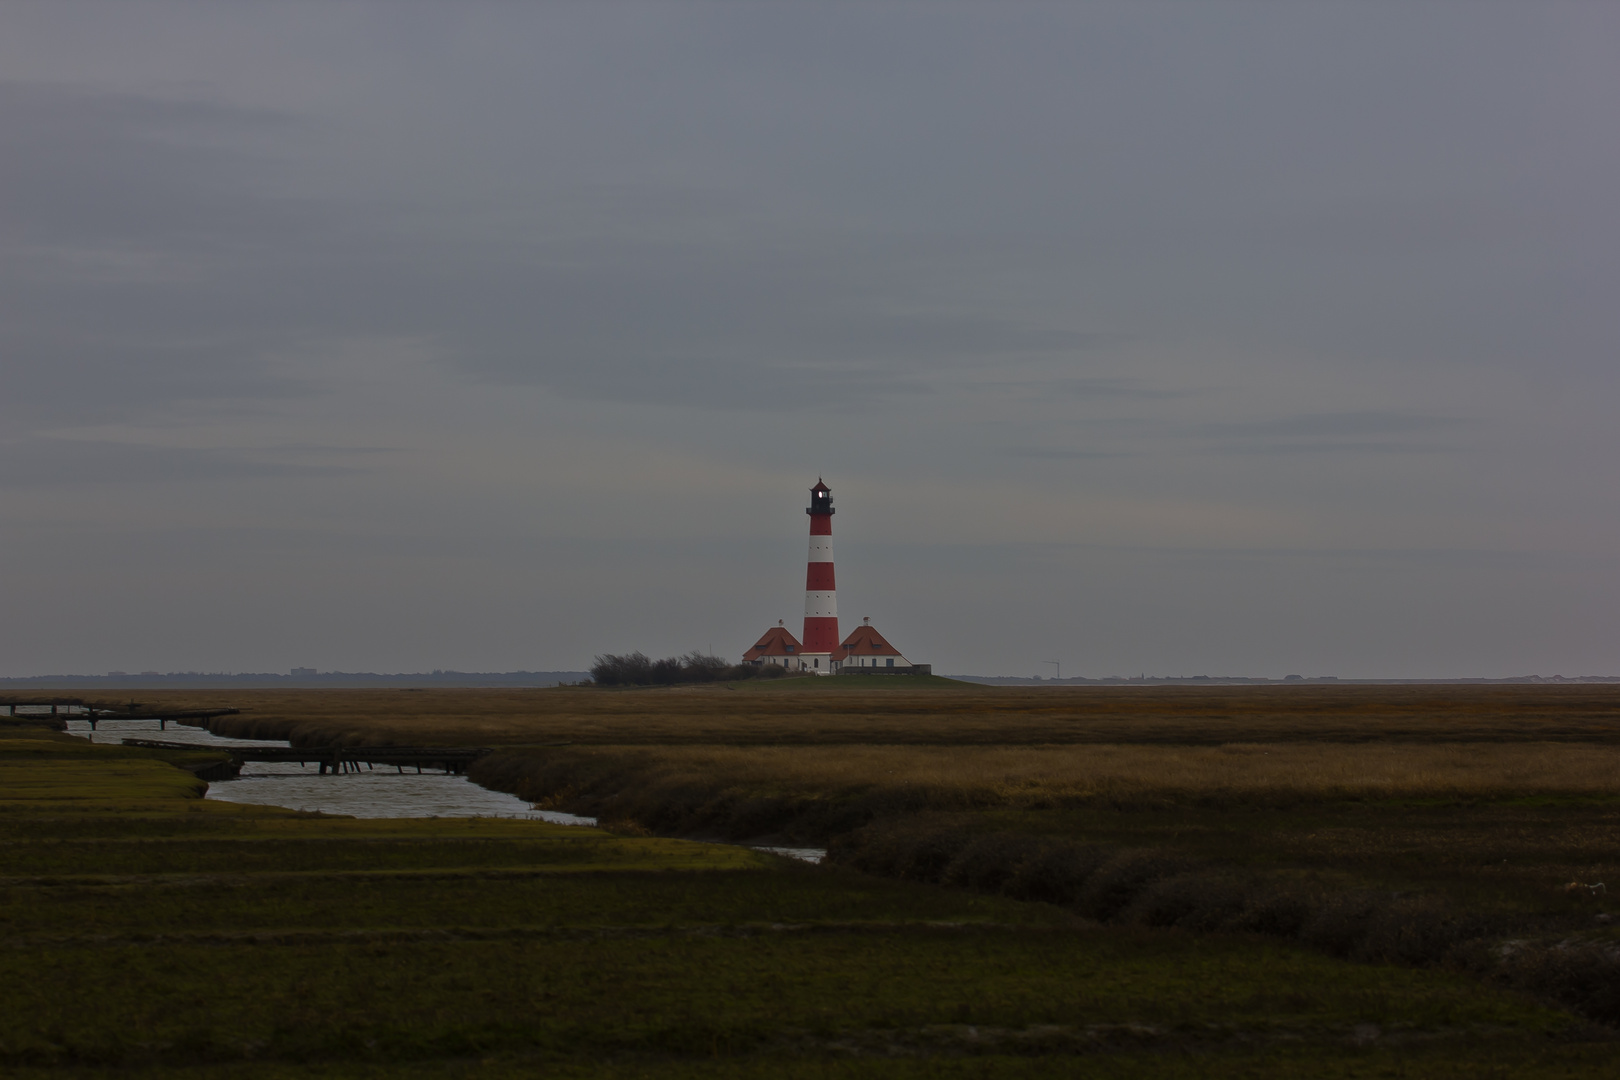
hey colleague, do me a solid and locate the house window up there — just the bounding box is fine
[814,658,819,668]
[886,658,894,668]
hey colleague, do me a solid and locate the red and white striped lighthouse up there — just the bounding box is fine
[802,479,838,672]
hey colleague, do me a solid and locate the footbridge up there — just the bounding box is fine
[122,739,492,776]
[0,698,240,731]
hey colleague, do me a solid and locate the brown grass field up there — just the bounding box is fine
[102,680,1620,746]
[104,681,1614,919]
[475,739,1620,804]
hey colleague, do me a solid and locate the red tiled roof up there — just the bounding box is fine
[834,623,903,662]
[743,625,803,661]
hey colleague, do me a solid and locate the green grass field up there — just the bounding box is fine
[4,695,1619,1076]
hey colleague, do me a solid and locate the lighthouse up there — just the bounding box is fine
[741,481,928,676]
[801,479,838,674]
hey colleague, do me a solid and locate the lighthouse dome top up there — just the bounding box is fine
[807,479,834,516]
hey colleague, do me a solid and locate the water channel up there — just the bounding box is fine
[64,719,823,862]
[68,718,596,823]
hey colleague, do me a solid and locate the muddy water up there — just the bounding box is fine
[64,719,824,861]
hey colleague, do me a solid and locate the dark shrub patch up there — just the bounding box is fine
[1300,891,1384,957]
[1002,842,1112,907]
[942,833,1046,893]
[1127,872,1249,932]
[1226,885,1317,939]
[1355,896,1478,967]
[1501,943,1620,1025]
[829,819,971,880]
[1076,850,1196,921]
[590,651,785,686]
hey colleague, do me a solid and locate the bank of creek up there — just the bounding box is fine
[65,717,823,862]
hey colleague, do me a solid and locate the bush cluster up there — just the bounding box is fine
[589,651,790,687]
[828,818,1507,965]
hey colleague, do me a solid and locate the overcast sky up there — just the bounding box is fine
[2,2,1617,678]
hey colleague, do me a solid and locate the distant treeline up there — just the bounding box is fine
[0,671,590,690]
[590,652,788,687]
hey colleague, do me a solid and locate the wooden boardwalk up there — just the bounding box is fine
[122,739,492,776]
[0,698,240,731]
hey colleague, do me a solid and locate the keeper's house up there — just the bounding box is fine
[833,618,930,675]
[743,622,809,671]
[743,617,930,675]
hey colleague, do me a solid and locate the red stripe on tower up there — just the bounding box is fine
[803,479,839,654]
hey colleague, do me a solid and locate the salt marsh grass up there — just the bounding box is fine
[7,689,1620,1074]
[132,683,1620,749]
[492,740,1620,809]
[11,722,1593,1076]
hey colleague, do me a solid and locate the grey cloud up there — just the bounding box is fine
[1204,440,1454,457]
[0,81,309,250]
[1005,447,1134,461]
[970,376,1179,401]
[1194,411,1471,456]
[1199,412,1469,438]
[0,440,373,488]
[0,83,329,425]
[0,76,1093,420]
[1,5,1617,677]
[443,268,1088,409]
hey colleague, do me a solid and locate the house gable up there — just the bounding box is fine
[835,620,909,667]
[743,624,803,662]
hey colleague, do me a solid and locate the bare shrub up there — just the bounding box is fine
[679,651,732,681]
[590,652,653,687]
[589,651,768,686]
